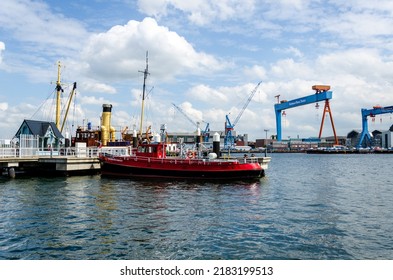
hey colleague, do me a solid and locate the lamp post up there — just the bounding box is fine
[264,129,269,157]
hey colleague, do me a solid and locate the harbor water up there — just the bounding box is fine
[1,153,392,260]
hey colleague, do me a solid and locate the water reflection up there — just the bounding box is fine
[1,154,393,259]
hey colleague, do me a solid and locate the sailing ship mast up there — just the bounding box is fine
[138,51,150,135]
[54,61,76,133]
[55,61,63,130]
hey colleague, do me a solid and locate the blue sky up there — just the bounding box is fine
[1,0,393,141]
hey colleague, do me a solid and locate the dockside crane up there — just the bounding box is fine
[357,105,393,148]
[172,103,210,142]
[274,85,338,145]
[224,81,262,149]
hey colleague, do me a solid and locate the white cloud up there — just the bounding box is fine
[0,0,88,55]
[243,65,267,80]
[0,102,8,110]
[172,101,204,127]
[317,49,392,77]
[81,17,223,81]
[186,84,228,103]
[321,12,393,43]
[79,95,116,106]
[0,41,4,65]
[273,46,303,58]
[269,59,315,81]
[329,0,393,14]
[138,0,256,26]
[80,81,117,95]
[137,0,168,18]
[0,102,37,138]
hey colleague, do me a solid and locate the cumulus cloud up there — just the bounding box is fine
[136,0,393,52]
[137,0,256,26]
[0,102,38,138]
[321,12,393,44]
[273,46,303,58]
[269,59,315,81]
[243,65,267,80]
[316,49,393,81]
[81,17,223,81]
[0,0,88,55]
[80,81,117,95]
[79,95,116,106]
[0,41,4,64]
[0,102,8,110]
[185,82,265,118]
[186,84,228,103]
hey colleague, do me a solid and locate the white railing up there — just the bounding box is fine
[0,147,101,159]
[0,148,17,158]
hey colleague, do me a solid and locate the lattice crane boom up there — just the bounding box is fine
[233,81,262,126]
[172,103,199,129]
[172,103,210,142]
[224,81,262,149]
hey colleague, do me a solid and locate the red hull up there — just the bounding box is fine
[99,154,265,180]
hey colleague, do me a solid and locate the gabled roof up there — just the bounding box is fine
[14,119,64,139]
[347,130,360,138]
[371,130,382,136]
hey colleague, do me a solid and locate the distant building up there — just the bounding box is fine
[381,125,393,148]
[347,130,360,147]
[372,130,382,147]
[347,129,386,148]
[166,131,200,144]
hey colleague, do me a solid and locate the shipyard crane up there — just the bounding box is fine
[357,105,393,149]
[274,85,338,145]
[172,103,210,142]
[224,81,262,149]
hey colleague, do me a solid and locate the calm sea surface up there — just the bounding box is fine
[0,153,392,260]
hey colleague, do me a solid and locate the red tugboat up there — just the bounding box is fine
[99,131,270,180]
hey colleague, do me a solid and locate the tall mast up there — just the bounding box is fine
[60,82,77,133]
[138,51,150,135]
[55,61,63,130]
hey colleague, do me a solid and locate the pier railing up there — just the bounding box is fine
[0,146,101,159]
[0,145,131,159]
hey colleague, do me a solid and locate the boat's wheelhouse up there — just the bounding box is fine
[135,143,167,158]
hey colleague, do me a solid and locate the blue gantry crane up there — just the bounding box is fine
[274,85,338,144]
[357,105,393,148]
[224,81,262,149]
